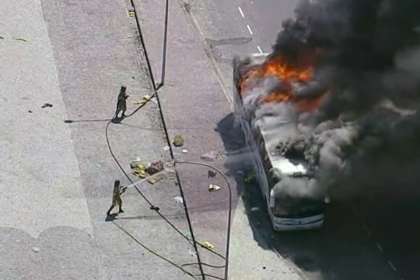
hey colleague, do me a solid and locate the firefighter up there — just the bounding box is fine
[115,86,129,118]
[107,180,127,216]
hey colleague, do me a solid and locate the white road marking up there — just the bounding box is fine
[238,6,245,18]
[376,243,383,252]
[257,45,263,54]
[246,24,253,35]
[388,260,397,272]
[363,224,371,236]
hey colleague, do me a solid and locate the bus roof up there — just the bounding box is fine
[255,115,309,176]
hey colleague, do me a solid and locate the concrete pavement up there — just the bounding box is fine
[0,0,200,279]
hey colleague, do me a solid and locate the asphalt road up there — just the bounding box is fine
[188,0,420,279]
[0,0,200,279]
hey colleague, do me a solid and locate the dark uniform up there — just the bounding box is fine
[107,180,127,216]
[115,86,129,118]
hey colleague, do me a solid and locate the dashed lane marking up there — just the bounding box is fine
[376,243,383,252]
[246,24,253,35]
[388,260,397,272]
[238,6,245,18]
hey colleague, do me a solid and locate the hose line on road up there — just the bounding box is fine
[107,2,232,277]
[106,115,235,280]
[105,118,204,278]
[174,160,233,280]
[112,220,198,279]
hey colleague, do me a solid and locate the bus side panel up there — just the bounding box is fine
[233,54,271,202]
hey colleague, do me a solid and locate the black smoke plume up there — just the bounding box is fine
[237,0,420,200]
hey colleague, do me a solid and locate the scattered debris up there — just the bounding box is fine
[200,151,222,161]
[130,157,142,168]
[147,176,162,185]
[201,241,215,250]
[32,247,40,253]
[95,164,101,168]
[163,145,170,151]
[130,158,175,183]
[14,37,28,42]
[174,196,184,204]
[28,110,32,113]
[130,158,149,178]
[208,184,221,192]
[182,149,188,154]
[244,172,256,184]
[128,8,135,17]
[41,103,53,108]
[208,170,217,178]
[187,248,197,257]
[132,95,151,106]
[173,135,184,147]
[147,160,164,175]
[147,171,165,185]
[0,36,4,40]
[250,207,260,212]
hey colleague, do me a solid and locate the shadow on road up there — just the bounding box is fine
[215,112,420,280]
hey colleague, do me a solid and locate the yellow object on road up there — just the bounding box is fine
[201,241,215,250]
[13,37,28,42]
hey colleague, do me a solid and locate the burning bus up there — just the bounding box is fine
[233,53,328,231]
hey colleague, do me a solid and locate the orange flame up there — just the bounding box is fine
[239,51,327,113]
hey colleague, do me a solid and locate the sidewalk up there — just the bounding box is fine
[136,0,304,279]
[0,0,199,279]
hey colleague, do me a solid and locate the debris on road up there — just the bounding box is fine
[187,248,197,257]
[251,207,260,212]
[130,157,143,168]
[182,149,188,154]
[28,110,32,113]
[14,37,28,42]
[131,158,148,178]
[0,36,4,40]
[174,196,184,204]
[200,150,222,161]
[132,95,151,106]
[128,8,135,17]
[165,160,175,168]
[41,103,53,108]
[163,145,170,151]
[147,174,163,185]
[32,247,40,253]
[146,160,164,175]
[208,184,221,192]
[173,135,184,147]
[208,170,217,178]
[201,241,215,250]
[130,158,176,184]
